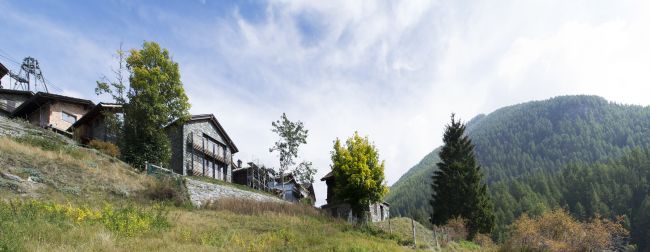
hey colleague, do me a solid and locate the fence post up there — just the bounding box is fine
[412,218,416,248]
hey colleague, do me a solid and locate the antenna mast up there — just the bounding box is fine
[8,57,49,93]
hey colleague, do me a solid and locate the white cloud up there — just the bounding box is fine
[3,0,650,206]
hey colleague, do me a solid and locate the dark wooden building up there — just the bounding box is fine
[232,162,274,191]
[70,102,123,144]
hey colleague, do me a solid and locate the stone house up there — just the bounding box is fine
[70,102,123,144]
[166,114,238,182]
[12,92,94,134]
[0,89,33,116]
[320,171,390,222]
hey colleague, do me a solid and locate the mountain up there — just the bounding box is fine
[386,95,650,245]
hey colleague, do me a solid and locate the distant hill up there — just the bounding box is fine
[386,95,650,244]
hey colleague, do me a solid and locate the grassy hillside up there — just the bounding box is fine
[1,116,458,251]
[387,95,650,243]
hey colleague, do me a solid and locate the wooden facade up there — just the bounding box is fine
[71,103,123,144]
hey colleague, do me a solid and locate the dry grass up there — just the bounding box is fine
[0,136,420,251]
[0,136,151,205]
[202,198,324,218]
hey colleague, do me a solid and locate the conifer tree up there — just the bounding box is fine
[431,114,495,238]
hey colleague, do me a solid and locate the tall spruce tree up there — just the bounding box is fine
[431,114,495,238]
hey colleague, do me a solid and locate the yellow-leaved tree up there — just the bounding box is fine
[331,132,388,223]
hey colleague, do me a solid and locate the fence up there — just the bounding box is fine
[145,162,177,176]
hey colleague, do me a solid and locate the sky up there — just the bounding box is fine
[1,0,650,206]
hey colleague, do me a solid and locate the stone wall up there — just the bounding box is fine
[185,178,283,207]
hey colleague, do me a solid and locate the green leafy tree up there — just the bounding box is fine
[120,41,190,167]
[431,114,495,238]
[331,132,389,222]
[269,113,314,198]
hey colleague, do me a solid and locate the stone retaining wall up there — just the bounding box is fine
[185,178,283,207]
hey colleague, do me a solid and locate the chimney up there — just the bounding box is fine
[237,159,242,168]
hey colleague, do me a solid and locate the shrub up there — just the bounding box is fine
[472,233,495,247]
[144,176,190,207]
[503,209,630,252]
[88,139,120,157]
[444,217,469,241]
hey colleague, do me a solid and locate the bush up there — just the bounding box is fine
[503,209,630,252]
[88,139,120,157]
[444,217,469,241]
[144,176,190,207]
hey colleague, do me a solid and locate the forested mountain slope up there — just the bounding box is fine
[386,95,650,244]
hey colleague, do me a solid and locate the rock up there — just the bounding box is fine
[1,171,23,182]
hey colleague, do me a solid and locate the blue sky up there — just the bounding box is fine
[2,0,650,206]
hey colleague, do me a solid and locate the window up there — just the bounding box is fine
[62,111,77,124]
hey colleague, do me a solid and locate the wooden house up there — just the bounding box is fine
[232,161,275,192]
[12,92,94,134]
[166,114,238,182]
[320,171,390,222]
[70,102,123,144]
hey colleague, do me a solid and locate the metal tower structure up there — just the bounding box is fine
[8,57,49,93]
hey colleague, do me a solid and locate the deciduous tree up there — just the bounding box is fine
[331,132,388,222]
[120,41,190,167]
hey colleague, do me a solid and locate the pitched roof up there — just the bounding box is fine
[70,102,123,129]
[0,88,34,97]
[320,171,334,181]
[11,92,94,117]
[168,114,239,153]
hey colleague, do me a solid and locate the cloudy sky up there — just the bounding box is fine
[1,0,650,206]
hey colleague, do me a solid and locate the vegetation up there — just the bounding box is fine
[431,114,494,238]
[88,139,121,157]
[269,113,315,186]
[0,125,419,251]
[503,209,630,252]
[100,41,191,168]
[387,95,650,247]
[330,132,389,221]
